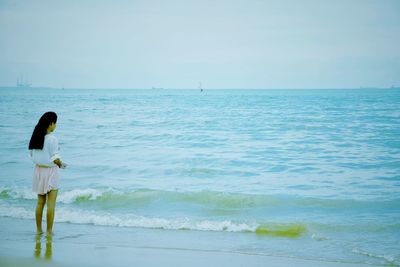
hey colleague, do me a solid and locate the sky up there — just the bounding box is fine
[0,0,399,89]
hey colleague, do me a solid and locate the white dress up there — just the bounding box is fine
[30,133,61,194]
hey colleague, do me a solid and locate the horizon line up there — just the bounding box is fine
[1,85,399,90]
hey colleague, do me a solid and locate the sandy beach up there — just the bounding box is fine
[0,217,375,267]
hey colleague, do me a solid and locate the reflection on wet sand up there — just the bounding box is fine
[34,234,52,260]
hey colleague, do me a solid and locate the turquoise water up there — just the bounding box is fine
[1,88,399,265]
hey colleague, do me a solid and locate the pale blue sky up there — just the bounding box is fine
[0,0,399,89]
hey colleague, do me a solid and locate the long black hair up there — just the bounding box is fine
[29,112,58,150]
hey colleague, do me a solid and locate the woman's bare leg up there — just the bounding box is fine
[46,190,58,235]
[36,194,46,234]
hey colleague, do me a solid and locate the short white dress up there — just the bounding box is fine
[30,133,61,195]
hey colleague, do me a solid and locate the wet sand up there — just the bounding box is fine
[0,217,371,267]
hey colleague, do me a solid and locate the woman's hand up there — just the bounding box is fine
[53,159,65,168]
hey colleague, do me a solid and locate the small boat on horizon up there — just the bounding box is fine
[16,73,31,87]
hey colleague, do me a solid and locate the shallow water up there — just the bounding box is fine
[1,87,399,265]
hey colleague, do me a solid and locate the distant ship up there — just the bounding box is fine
[16,73,31,87]
[199,81,203,92]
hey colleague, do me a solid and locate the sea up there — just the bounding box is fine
[0,87,399,265]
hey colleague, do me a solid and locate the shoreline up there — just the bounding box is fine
[0,217,374,267]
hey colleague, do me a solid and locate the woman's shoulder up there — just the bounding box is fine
[45,133,58,142]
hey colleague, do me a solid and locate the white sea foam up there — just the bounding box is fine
[352,248,397,265]
[56,209,260,233]
[311,233,329,241]
[0,186,36,200]
[57,188,109,204]
[0,203,260,233]
[0,205,33,220]
[0,186,115,204]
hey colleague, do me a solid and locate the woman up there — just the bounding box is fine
[29,111,66,235]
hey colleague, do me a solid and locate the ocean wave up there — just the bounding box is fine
[0,186,400,210]
[0,186,36,200]
[0,204,305,237]
[1,186,399,210]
